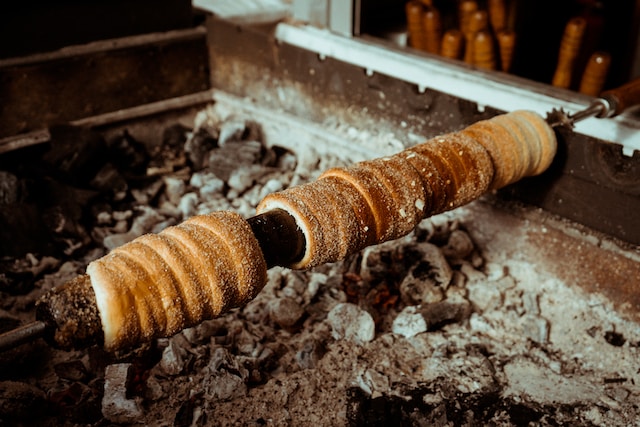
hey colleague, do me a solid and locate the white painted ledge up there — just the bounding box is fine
[275,23,640,156]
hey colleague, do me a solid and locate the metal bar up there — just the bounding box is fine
[0,321,47,352]
[0,129,51,155]
[0,26,208,68]
[70,90,214,128]
[0,90,214,155]
[274,23,640,156]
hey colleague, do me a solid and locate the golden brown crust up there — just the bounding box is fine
[511,110,557,175]
[87,211,267,351]
[318,175,377,250]
[405,133,493,211]
[491,114,532,179]
[462,111,557,189]
[321,165,397,243]
[405,141,456,213]
[361,156,427,239]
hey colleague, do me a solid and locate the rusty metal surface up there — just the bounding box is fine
[206,17,640,246]
[0,28,210,139]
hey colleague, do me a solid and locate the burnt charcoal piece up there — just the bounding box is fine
[208,140,264,182]
[604,330,626,347]
[0,381,48,421]
[90,163,128,200]
[107,130,150,177]
[185,127,218,171]
[422,300,472,331]
[174,393,205,427]
[54,360,88,382]
[0,171,20,204]
[48,381,103,424]
[0,203,55,257]
[0,269,34,295]
[163,124,191,148]
[42,125,109,187]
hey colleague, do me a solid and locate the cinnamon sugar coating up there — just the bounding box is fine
[87,212,267,351]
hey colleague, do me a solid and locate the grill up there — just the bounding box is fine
[1,2,639,425]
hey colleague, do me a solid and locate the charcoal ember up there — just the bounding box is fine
[399,242,453,306]
[218,117,247,146]
[208,140,263,182]
[326,303,375,344]
[107,130,150,177]
[304,272,327,304]
[445,271,469,300]
[174,392,206,427]
[268,297,305,330]
[190,171,224,196]
[414,216,456,244]
[273,146,297,170]
[233,327,264,357]
[160,123,189,148]
[0,171,20,204]
[54,359,88,382]
[604,330,626,347]
[185,127,218,171]
[0,381,47,421]
[399,263,445,306]
[147,126,188,176]
[102,363,143,423]
[359,243,400,283]
[203,348,248,401]
[89,163,128,200]
[421,300,472,330]
[295,337,327,370]
[49,381,102,424]
[181,318,229,346]
[441,229,475,260]
[0,203,53,257]
[158,336,191,376]
[144,376,165,401]
[42,125,108,187]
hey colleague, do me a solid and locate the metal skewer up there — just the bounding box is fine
[0,321,47,352]
[547,77,640,128]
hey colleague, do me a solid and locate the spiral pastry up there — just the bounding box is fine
[257,110,556,269]
[86,211,267,351]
